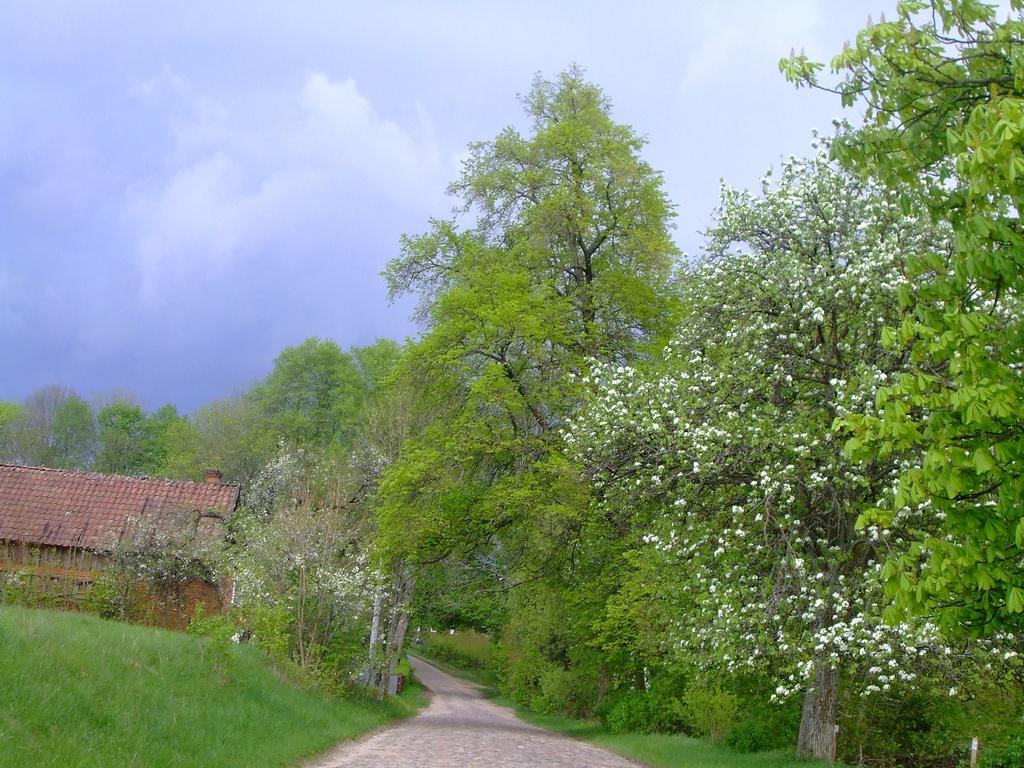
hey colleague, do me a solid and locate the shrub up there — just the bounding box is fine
[604,690,656,734]
[80,571,134,620]
[725,676,801,753]
[188,603,236,683]
[534,665,599,719]
[983,731,1024,768]
[684,678,739,743]
[420,630,492,671]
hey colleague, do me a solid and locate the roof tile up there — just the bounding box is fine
[0,464,239,551]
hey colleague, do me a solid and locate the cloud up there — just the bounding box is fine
[129,71,453,303]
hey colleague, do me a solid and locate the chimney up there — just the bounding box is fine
[205,469,224,484]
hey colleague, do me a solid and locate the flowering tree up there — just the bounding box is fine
[231,449,375,684]
[566,148,979,760]
[783,0,1024,635]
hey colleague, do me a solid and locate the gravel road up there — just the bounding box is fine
[307,655,641,768]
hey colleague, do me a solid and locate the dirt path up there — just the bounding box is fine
[307,656,641,768]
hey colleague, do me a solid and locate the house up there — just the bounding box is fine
[0,463,239,629]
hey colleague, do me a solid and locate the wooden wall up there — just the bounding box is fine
[0,541,226,631]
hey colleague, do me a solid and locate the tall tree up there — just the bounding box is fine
[192,396,276,486]
[567,151,972,761]
[17,384,78,465]
[49,396,97,469]
[251,338,366,447]
[0,402,27,464]
[784,0,1024,633]
[95,401,150,475]
[376,67,678,684]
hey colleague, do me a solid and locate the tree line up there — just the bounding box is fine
[6,3,1022,765]
[0,338,400,482]
[369,4,1024,765]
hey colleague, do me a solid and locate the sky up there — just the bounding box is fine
[0,0,885,412]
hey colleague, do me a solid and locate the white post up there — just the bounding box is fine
[970,736,979,768]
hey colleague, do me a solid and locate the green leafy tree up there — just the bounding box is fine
[192,396,277,486]
[251,338,367,447]
[49,396,97,469]
[155,417,204,480]
[376,66,678,691]
[352,339,402,394]
[95,401,150,475]
[15,384,78,466]
[784,0,1024,633]
[0,402,28,464]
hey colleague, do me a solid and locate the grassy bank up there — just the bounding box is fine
[0,606,423,768]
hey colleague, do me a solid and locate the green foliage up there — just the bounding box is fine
[95,400,152,474]
[191,395,277,485]
[80,570,134,620]
[418,630,493,671]
[603,691,662,734]
[239,602,293,666]
[377,65,677,565]
[49,395,97,468]
[251,338,363,447]
[786,0,1024,635]
[0,605,422,768]
[685,679,740,744]
[0,401,24,461]
[187,603,237,683]
[984,730,1024,768]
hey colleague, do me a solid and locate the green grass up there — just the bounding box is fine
[0,606,424,768]
[498,703,835,768]
[413,629,499,686]
[416,647,833,768]
[410,649,499,688]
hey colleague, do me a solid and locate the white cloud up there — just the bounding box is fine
[129,71,454,303]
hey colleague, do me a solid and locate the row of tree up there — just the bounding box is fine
[0,338,400,482]
[8,3,1021,763]
[366,3,1024,764]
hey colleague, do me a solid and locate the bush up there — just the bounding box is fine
[604,690,656,734]
[684,678,739,743]
[983,731,1024,768]
[188,603,236,683]
[725,715,780,753]
[533,665,599,719]
[420,630,493,671]
[725,677,801,753]
[80,571,133,620]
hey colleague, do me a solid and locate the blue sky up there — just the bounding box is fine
[1,1,883,412]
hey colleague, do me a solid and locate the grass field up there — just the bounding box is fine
[0,606,424,768]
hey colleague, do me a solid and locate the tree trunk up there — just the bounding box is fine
[797,662,838,762]
[376,563,416,698]
[366,589,382,684]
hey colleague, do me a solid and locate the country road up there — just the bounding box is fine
[307,656,641,768]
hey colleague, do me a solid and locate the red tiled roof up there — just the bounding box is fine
[0,464,239,552]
